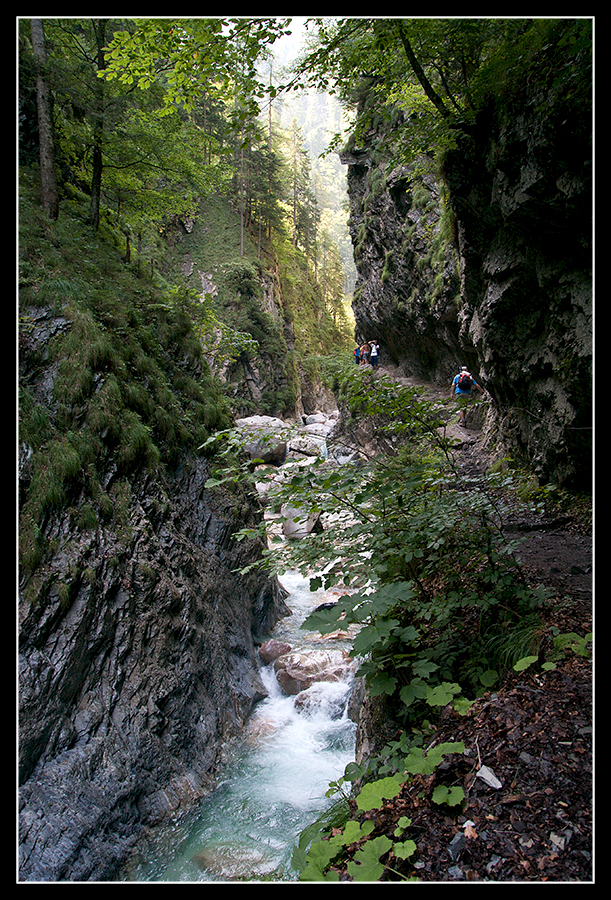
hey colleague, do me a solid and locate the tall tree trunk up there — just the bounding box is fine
[30,19,59,220]
[87,19,108,230]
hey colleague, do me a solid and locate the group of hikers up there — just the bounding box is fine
[352,343,486,428]
[354,340,380,367]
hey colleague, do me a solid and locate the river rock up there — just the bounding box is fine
[294,680,352,719]
[304,422,333,436]
[191,841,277,880]
[273,649,354,696]
[281,504,322,540]
[259,639,292,665]
[287,434,326,458]
[245,439,287,467]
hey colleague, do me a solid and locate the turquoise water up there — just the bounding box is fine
[121,569,357,882]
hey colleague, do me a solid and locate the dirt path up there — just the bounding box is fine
[376,363,592,605]
[343,363,594,883]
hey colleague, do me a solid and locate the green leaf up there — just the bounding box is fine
[432,785,465,806]
[346,835,393,881]
[426,681,462,706]
[513,655,539,672]
[393,839,417,859]
[412,657,439,678]
[368,671,398,697]
[479,668,498,687]
[396,624,421,643]
[404,742,464,776]
[355,775,405,812]
[300,840,340,881]
[399,678,428,708]
[453,697,475,715]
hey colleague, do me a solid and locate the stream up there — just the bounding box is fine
[120,567,358,883]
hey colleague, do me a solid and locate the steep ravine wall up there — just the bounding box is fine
[18,295,292,881]
[169,201,337,420]
[343,60,591,488]
[19,450,289,882]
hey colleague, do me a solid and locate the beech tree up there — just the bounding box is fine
[30,19,59,219]
[288,18,592,167]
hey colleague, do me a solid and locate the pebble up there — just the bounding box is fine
[476,765,503,789]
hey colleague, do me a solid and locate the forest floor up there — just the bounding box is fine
[337,366,594,883]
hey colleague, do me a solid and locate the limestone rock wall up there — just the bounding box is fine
[343,40,591,487]
[19,452,289,882]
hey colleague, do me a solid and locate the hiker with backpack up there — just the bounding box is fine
[451,366,485,426]
[369,340,379,368]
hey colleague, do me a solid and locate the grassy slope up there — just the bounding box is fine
[18,168,230,584]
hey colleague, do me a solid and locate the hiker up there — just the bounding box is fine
[354,345,360,364]
[359,342,371,365]
[451,366,485,426]
[369,340,379,368]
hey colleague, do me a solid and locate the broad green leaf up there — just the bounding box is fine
[432,784,465,806]
[346,835,393,881]
[513,655,539,672]
[426,681,461,706]
[412,657,439,678]
[368,671,398,696]
[300,840,340,881]
[404,742,464,776]
[396,624,421,643]
[393,839,417,859]
[479,669,498,687]
[400,678,428,708]
[355,775,405,812]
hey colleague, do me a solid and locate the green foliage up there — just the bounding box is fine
[513,630,592,674]
[103,19,291,116]
[432,785,465,807]
[297,741,465,881]
[290,18,591,178]
[213,357,552,720]
[211,356,556,881]
[18,170,231,583]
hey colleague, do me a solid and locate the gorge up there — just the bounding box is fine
[18,17,592,884]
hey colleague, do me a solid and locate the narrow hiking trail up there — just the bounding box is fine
[335,361,593,883]
[374,362,591,600]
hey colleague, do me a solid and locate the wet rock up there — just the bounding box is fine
[258,639,292,665]
[191,841,277,880]
[281,504,323,540]
[18,452,289,882]
[293,681,352,719]
[273,649,354,696]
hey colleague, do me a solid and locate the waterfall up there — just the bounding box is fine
[120,567,358,883]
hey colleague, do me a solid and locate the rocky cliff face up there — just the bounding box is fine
[18,294,291,882]
[19,451,289,882]
[444,81,592,488]
[343,45,591,488]
[342,142,464,385]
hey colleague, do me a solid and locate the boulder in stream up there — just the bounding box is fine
[273,649,355,696]
[258,639,292,665]
[191,841,277,880]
